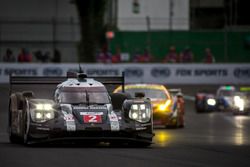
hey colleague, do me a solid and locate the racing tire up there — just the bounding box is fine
[16,93,26,144]
[9,96,22,143]
[9,111,20,143]
[23,110,31,145]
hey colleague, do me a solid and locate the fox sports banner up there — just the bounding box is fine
[0,63,250,84]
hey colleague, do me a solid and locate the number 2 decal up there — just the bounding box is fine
[89,115,97,122]
[83,115,102,123]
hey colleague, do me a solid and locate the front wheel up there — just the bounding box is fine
[9,99,21,143]
[22,111,31,145]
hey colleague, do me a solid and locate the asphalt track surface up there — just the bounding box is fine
[0,84,250,167]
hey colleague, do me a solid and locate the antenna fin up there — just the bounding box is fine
[79,64,83,73]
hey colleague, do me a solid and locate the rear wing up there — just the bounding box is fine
[9,72,125,93]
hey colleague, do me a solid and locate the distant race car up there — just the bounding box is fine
[216,86,236,111]
[195,90,217,113]
[232,87,250,115]
[8,71,154,146]
[113,84,184,128]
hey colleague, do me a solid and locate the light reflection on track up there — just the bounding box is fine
[233,116,249,146]
[153,130,173,147]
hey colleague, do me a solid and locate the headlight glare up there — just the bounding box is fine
[31,103,55,122]
[45,112,52,119]
[36,103,53,111]
[159,104,166,111]
[207,98,216,106]
[35,112,43,119]
[234,96,245,111]
[36,104,43,110]
[132,112,138,119]
[44,104,52,110]
[129,103,151,123]
[158,100,171,111]
[140,104,146,110]
[132,104,138,110]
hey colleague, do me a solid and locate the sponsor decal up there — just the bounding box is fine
[124,68,144,78]
[74,106,107,110]
[43,67,63,76]
[63,114,74,121]
[88,106,107,110]
[194,69,227,77]
[234,68,250,79]
[73,106,88,110]
[109,111,120,131]
[151,67,171,78]
[62,111,76,131]
[80,112,104,115]
[175,69,192,76]
[4,68,37,76]
[83,115,102,123]
[86,69,119,76]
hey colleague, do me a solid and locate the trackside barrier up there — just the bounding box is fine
[0,63,250,84]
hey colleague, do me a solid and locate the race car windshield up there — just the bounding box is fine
[60,91,109,104]
[88,92,110,104]
[124,88,168,100]
[60,92,87,104]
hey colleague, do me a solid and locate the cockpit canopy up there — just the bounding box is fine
[56,86,110,105]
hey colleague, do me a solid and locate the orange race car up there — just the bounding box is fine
[113,84,184,128]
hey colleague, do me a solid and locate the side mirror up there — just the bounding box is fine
[22,91,35,98]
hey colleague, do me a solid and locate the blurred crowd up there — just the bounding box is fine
[96,45,215,63]
[2,46,215,63]
[96,45,153,63]
[1,48,61,63]
[163,46,215,63]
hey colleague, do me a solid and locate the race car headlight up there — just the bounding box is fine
[36,103,53,111]
[32,110,55,122]
[35,112,43,119]
[31,103,55,122]
[234,96,245,111]
[129,104,151,123]
[207,98,216,106]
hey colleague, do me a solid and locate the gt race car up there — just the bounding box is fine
[232,87,250,115]
[8,72,154,146]
[113,84,184,128]
[195,90,217,113]
[216,86,236,111]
